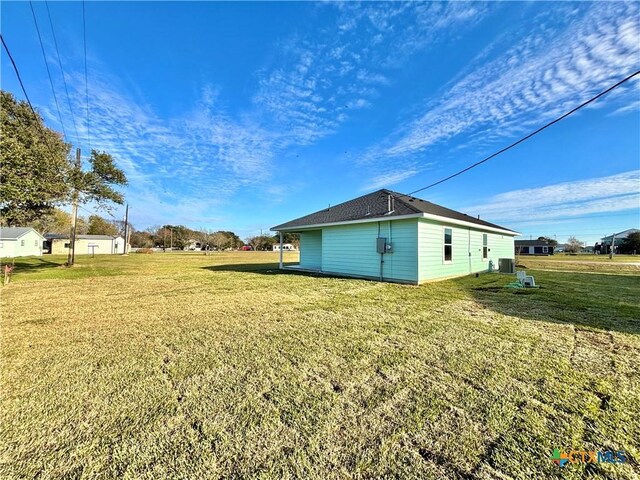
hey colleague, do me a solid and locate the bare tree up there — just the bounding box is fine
[566,236,584,254]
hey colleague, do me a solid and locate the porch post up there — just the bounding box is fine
[279,231,284,269]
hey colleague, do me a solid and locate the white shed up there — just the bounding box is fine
[0,227,45,258]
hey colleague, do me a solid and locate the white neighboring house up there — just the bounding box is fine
[273,243,297,252]
[44,234,126,255]
[0,227,45,258]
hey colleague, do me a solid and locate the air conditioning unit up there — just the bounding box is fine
[499,258,515,273]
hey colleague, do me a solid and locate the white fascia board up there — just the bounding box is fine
[420,213,520,236]
[271,213,424,232]
[273,212,519,236]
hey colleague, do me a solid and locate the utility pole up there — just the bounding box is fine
[122,204,129,255]
[67,147,81,266]
[609,232,616,259]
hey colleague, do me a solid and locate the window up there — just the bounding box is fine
[21,240,25,246]
[482,234,488,260]
[542,246,548,253]
[35,240,38,246]
[64,243,71,248]
[444,228,452,262]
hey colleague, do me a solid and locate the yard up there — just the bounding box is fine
[1,252,639,479]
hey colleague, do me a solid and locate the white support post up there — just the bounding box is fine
[279,231,283,269]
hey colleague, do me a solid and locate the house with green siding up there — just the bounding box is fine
[271,189,519,284]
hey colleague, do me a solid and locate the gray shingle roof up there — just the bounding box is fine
[272,189,515,232]
[0,227,41,240]
[515,240,552,246]
[44,234,118,240]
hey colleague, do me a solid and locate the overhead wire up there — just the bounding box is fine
[29,0,67,140]
[0,33,63,161]
[82,0,90,152]
[45,0,80,146]
[407,69,640,196]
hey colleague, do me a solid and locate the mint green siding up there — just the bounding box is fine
[292,217,514,283]
[321,219,418,282]
[418,219,515,282]
[299,230,322,269]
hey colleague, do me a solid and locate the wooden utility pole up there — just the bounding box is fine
[67,148,81,266]
[122,204,129,255]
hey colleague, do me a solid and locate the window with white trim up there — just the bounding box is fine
[542,246,548,253]
[482,234,488,260]
[444,228,452,262]
[21,240,25,246]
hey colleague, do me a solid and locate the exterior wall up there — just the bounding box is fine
[0,231,43,257]
[321,219,418,283]
[0,240,16,258]
[299,231,322,269]
[515,244,553,255]
[418,219,515,282]
[50,238,116,255]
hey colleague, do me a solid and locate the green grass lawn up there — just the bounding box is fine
[517,254,640,275]
[1,253,639,479]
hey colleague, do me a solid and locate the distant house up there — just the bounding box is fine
[515,239,554,256]
[0,227,45,258]
[273,243,297,252]
[271,189,519,284]
[44,234,125,255]
[184,239,202,251]
[597,229,639,254]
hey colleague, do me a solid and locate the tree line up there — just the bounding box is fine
[1,90,300,252]
[1,91,127,234]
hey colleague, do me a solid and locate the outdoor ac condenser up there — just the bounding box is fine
[498,258,515,273]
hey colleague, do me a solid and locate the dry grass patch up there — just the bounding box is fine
[1,253,639,479]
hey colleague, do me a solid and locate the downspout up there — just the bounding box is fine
[468,227,471,274]
[378,221,383,281]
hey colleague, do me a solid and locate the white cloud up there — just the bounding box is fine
[377,2,640,158]
[466,170,640,223]
[361,168,420,191]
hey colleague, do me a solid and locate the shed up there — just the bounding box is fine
[44,234,125,255]
[271,189,519,284]
[0,227,45,258]
[515,239,554,256]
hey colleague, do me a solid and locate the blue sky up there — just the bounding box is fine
[2,1,639,244]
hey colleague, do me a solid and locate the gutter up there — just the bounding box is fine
[272,212,519,236]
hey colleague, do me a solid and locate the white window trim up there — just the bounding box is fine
[542,246,548,253]
[482,233,488,260]
[443,227,453,264]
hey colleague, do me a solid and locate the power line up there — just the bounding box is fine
[45,0,80,146]
[82,0,90,152]
[1,34,39,121]
[0,33,61,159]
[408,69,640,196]
[29,0,67,140]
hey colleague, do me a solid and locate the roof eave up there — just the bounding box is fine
[271,213,424,232]
[272,212,519,235]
